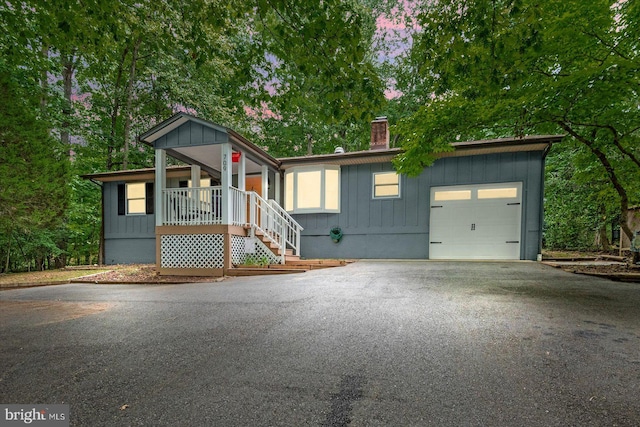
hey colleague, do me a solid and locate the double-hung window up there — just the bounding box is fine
[117,182,154,215]
[285,165,340,213]
[372,171,401,199]
[126,183,146,214]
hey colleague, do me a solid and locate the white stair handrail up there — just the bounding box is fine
[268,199,303,256]
[246,191,303,263]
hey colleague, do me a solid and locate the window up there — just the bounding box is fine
[433,190,472,201]
[182,179,213,203]
[477,187,518,199]
[118,182,153,215]
[373,171,400,199]
[127,183,146,214]
[284,166,340,213]
[185,178,212,188]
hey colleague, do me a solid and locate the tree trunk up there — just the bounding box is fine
[598,226,610,252]
[307,134,313,155]
[391,134,400,149]
[108,47,129,171]
[598,204,610,251]
[4,231,11,273]
[608,127,640,169]
[122,37,142,171]
[54,253,66,269]
[40,45,49,112]
[61,54,75,151]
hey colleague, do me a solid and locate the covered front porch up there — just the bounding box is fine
[140,113,302,276]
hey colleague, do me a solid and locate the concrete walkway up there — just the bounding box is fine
[1,261,639,426]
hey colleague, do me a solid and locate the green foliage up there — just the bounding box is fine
[0,70,71,271]
[394,0,640,243]
[0,73,70,231]
[544,142,616,250]
[0,0,392,268]
[249,0,387,155]
[243,254,271,267]
[64,176,101,265]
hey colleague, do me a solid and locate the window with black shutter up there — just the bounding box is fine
[117,183,125,215]
[145,182,154,214]
[119,182,153,215]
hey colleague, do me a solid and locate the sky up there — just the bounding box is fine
[374,1,419,98]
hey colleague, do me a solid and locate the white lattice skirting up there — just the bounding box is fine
[161,234,225,269]
[254,238,281,265]
[231,235,246,265]
[230,235,281,265]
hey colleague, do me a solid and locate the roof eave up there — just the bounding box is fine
[81,165,197,182]
[278,135,564,168]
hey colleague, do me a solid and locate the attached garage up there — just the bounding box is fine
[285,130,562,262]
[429,182,523,260]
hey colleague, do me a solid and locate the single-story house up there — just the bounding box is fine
[84,113,563,276]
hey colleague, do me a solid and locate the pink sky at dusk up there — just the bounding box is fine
[375,1,420,99]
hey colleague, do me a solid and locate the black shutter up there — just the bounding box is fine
[117,183,125,216]
[145,182,154,214]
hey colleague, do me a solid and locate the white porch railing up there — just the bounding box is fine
[162,186,303,262]
[163,186,222,225]
[230,186,247,226]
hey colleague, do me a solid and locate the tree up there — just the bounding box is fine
[544,141,620,250]
[249,0,387,156]
[393,0,640,241]
[0,0,392,268]
[0,71,70,271]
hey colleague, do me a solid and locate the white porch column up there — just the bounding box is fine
[155,149,166,226]
[261,165,269,199]
[221,143,233,224]
[237,151,246,191]
[274,172,281,204]
[190,165,201,187]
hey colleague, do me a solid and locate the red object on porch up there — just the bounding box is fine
[232,152,241,162]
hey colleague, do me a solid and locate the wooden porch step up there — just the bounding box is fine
[227,259,349,276]
[227,267,308,276]
[285,259,350,268]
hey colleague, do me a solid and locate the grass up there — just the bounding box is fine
[0,268,112,286]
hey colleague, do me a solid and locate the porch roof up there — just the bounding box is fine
[82,165,203,183]
[139,113,280,177]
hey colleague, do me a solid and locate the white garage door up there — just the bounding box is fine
[429,182,522,260]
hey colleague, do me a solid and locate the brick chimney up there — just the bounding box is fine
[370,117,389,150]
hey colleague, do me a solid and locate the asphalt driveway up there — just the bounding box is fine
[1,261,639,426]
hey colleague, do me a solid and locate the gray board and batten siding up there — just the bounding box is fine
[103,181,156,264]
[100,174,273,265]
[152,120,229,149]
[292,150,545,260]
